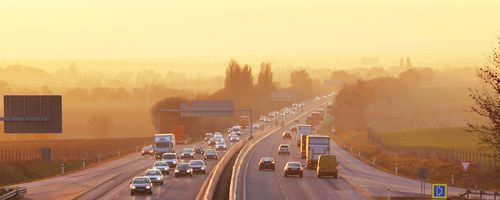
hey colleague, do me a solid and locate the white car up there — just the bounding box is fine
[215,141,227,150]
[162,153,178,168]
[252,123,260,129]
[144,168,164,185]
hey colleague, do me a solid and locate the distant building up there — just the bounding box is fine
[359,57,380,67]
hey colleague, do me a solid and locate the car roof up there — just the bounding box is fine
[280,144,290,146]
[286,161,301,165]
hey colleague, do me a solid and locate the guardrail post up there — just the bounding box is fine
[61,163,64,174]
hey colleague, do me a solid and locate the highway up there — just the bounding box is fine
[20,98,327,200]
[245,104,367,200]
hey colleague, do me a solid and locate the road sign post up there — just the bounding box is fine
[431,184,448,199]
[461,160,471,189]
[418,167,428,198]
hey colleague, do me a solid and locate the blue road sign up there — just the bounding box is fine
[431,184,448,199]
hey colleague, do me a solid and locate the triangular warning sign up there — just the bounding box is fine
[461,161,471,171]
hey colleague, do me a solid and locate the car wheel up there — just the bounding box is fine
[130,191,134,195]
[284,173,288,177]
[149,191,153,195]
[259,167,262,171]
[273,168,275,171]
[300,174,303,177]
[174,174,178,178]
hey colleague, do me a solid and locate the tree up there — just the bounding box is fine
[468,39,500,158]
[87,114,112,138]
[399,57,405,68]
[257,62,275,96]
[289,69,313,98]
[405,57,413,68]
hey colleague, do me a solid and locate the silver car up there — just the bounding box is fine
[153,161,169,174]
[144,168,164,185]
[215,141,227,151]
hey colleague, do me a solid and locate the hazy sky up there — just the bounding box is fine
[1,0,499,59]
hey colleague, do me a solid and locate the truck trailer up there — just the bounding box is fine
[305,135,330,169]
[296,125,312,147]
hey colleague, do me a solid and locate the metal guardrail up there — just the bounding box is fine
[229,100,330,200]
[458,189,499,200]
[0,187,27,200]
[195,132,251,200]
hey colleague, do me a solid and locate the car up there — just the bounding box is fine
[153,161,169,174]
[317,155,338,178]
[174,163,193,177]
[130,176,153,195]
[180,148,195,159]
[189,160,207,174]
[278,144,291,155]
[193,145,204,154]
[258,157,276,171]
[229,134,239,142]
[205,133,213,141]
[282,131,292,139]
[204,149,218,160]
[214,133,224,142]
[161,153,177,168]
[315,96,321,101]
[208,138,216,146]
[284,162,303,177]
[215,141,227,150]
[252,123,260,129]
[144,168,164,185]
[259,116,267,122]
[141,146,154,156]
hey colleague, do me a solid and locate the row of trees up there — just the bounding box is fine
[150,59,326,140]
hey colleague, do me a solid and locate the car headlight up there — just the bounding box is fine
[131,186,136,189]
[146,185,151,189]
[173,160,177,164]
[201,167,205,170]
[187,169,192,172]
[175,169,179,172]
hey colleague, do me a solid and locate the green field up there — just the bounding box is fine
[373,127,480,151]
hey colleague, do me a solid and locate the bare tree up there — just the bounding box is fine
[87,114,112,138]
[468,38,500,158]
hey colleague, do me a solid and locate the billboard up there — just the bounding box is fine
[2,95,62,133]
[180,100,234,117]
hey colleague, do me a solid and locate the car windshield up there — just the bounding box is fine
[163,154,176,159]
[262,157,274,162]
[287,162,301,167]
[206,150,216,154]
[194,146,202,150]
[146,170,161,175]
[217,142,225,145]
[154,162,167,166]
[190,160,204,165]
[177,164,190,170]
[183,148,192,153]
[280,145,289,148]
[133,178,150,184]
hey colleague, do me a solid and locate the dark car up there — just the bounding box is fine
[180,148,195,159]
[189,160,206,174]
[284,162,303,177]
[204,149,218,160]
[193,145,204,154]
[174,163,193,177]
[130,176,153,195]
[258,157,276,171]
[208,138,216,146]
[282,131,292,139]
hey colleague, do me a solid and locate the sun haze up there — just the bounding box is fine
[1,0,499,59]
